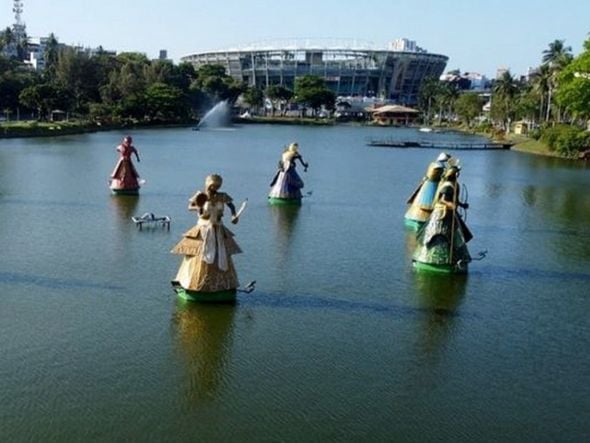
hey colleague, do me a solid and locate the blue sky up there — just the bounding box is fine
[4,0,590,77]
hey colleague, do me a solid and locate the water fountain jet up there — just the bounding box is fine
[194,100,231,130]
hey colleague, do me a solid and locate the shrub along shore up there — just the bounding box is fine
[452,122,589,160]
[0,119,196,138]
[3,117,587,162]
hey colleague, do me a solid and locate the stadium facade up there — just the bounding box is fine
[181,39,449,105]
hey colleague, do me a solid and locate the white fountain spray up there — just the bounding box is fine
[196,100,231,129]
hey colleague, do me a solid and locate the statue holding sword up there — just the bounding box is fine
[171,174,251,302]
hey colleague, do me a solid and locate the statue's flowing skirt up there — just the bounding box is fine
[413,205,471,266]
[110,158,140,190]
[171,224,241,292]
[269,168,304,199]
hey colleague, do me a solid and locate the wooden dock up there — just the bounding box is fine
[367,139,512,150]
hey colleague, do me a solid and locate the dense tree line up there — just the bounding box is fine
[418,35,590,156]
[1,39,244,123]
[1,34,336,124]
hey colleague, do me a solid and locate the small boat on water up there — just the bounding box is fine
[419,127,433,133]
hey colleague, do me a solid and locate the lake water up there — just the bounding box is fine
[1,125,589,442]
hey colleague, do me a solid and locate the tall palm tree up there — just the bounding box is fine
[542,40,573,121]
[492,71,518,132]
[418,78,441,124]
[493,71,518,98]
[531,64,551,122]
[443,83,460,122]
[542,39,573,67]
[434,82,459,125]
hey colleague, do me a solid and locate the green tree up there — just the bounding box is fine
[418,77,441,124]
[144,60,174,86]
[194,65,227,98]
[100,54,149,119]
[516,86,542,124]
[294,75,335,116]
[144,82,188,121]
[19,83,65,120]
[242,86,264,113]
[435,82,459,124]
[454,92,483,127]
[193,64,244,106]
[0,27,14,52]
[43,33,60,81]
[491,71,519,133]
[116,52,150,65]
[530,64,551,122]
[542,39,573,67]
[542,39,573,121]
[266,85,293,115]
[165,62,197,92]
[555,37,590,121]
[53,47,106,114]
[0,57,38,114]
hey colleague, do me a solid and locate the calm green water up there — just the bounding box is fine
[0,125,588,442]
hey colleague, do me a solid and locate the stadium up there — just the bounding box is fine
[181,39,449,105]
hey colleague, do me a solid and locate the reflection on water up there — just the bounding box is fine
[521,185,537,207]
[414,272,467,312]
[2,127,590,441]
[269,205,301,267]
[109,195,140,223]
[532,185,590,223]
[108,195,140,256]
[171,301,236,405]
[518,182,590,261]
[413,272,467,361]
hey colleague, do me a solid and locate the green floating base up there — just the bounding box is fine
[404,218,425,230]
[111,188,140,196]
[174,286,237,303]
[413,260,468,274]
[268,197,302,206]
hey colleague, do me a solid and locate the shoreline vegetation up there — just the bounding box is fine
[447,124,555,157]
[2,33,589,161]
[0,119,195,138]
[1,116,566,161]
[450,123,587,159]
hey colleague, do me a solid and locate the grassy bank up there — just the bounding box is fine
[0,119,195,139]
[446,123,570,158]
[0,120,103,138]
[503,132,583,159]
[507,134,562,157]
[0,119,576,161]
